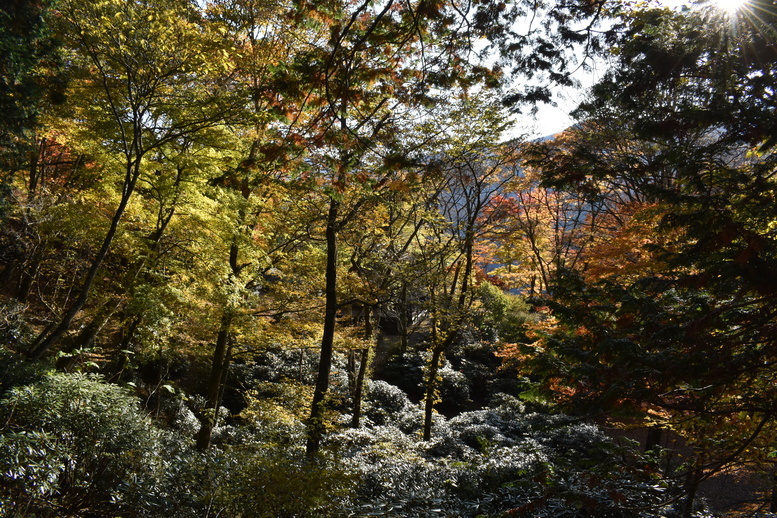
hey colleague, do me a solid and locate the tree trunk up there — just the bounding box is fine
[27,162,141,360]
[771,465,777,512]
[347,349,357,394]
[306,197,339,458]
[399,284,409,356]
[351,347,369,428]
[195,311,233,450]
[107,315,142,383]
[423,344,444,441]
[458,236,474,309]
[680,467,701,518]
[17,253,41,303]
[17,141,45,302]
[56,301,118,371]
[422,235,474,441]
[351,307,375,428]
[645,426,663,453]
[351,305,374,428]
[194,171,250,450]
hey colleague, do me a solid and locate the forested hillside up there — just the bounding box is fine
[1,0,776,516]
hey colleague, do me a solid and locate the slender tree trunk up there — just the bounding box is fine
[195,170,251,450]
[195,311,233,450]
[17,253,41,303]
[27,162,141,360]
[680,467,701,518]
[645,427,663,453]
[399,284,409,356]
[56,301,118,371]
[27,138,43,197]
[422,236,474,441]
[106,315,142,383]
[120,314,142,350]
[771,465,777,512]
[306,197,339,458]
[351,307,374,428]
[365,304,374,340]
[347,349,357,394]
[17,141,45,302]
[458,236,474,308]
[351,347,369,428]
[425,264,466,440]
[298,348,305,383]
[423,344,444,441]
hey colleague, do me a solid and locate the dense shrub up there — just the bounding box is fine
[0,371,352,518]
[229,381,311,447]
[242,347,321,384]
[205,448,356,517]
[0,348,45,397]
[0,336,708,518]
[436,362,471,414]
[331,395,678,517]
[363,380,412,424]
[362,380,425,433]
[0,358,710,517]
[379,338,524,416]
[0,372,163,516]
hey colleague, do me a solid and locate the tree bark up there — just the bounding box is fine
[680,467,701,518]
[195,169,251,450]
[351,307,373,428]
[399,284,409,356]
[17,253,40,303]
[771,466,777,512]
[306,197,339,458]
[422,235,474,441]
[423,344,444,441]
[195,311,233,450]
[350,347,369,428]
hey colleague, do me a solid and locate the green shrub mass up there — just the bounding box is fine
[0,365,697,517]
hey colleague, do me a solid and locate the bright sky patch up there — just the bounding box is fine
[714,0,747,13]
[657,0,748,12]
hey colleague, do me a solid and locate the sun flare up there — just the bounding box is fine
[714,0,747,13]
[657,0,748,13]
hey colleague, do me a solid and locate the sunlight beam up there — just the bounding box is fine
[656,0,748,13]
[714,0,747,13]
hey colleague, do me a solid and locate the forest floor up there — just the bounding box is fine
[699,466,771,517]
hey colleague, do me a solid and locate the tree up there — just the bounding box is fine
[277,0,500,457]
[205,0,611,457]
[269,0,616,458]
[27,0,237,360]
[415,97,519,440]
[0,0,68,300]
[192,0,291,451]
[484,175,605,297]
[0,0,64,185]
[520,2,777,514]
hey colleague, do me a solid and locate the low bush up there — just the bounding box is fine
[0,372,163,516]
